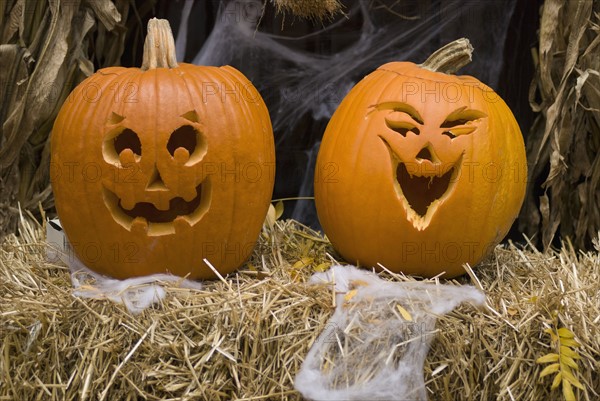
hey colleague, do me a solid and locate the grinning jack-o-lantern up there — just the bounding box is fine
[50,19,275,279]
[314,39,527,278]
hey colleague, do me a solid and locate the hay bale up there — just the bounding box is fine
[1,217,599,400]
[520,0,600,249]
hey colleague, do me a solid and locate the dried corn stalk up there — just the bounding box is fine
[520,0,600,249]
[0,0,134,239]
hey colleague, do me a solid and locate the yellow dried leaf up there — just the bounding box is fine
[544,327,559,342]
[292,257,313,270]
[396,305,413,322]
[557,327,575,339]
[274,200,284,220]
[344,289,358,302]
[314,262,330,272]
[560,355,578,370]
[289,270,302,282]
[560,346,580,359]
[247,263,257,271]
[536,353,559,364]
[551,372,562,390]
[562,379,575,401]
[526,296,538,303]
[560,338,581,348]
[561,368,585,390]
[265,204,276,227]
[539,363,560,378]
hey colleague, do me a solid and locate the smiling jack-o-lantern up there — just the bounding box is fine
[315,39,527,278]
[51,19,275,279]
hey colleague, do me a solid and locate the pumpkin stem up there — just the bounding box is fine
[141,18,179,70]
[420,38,473,74]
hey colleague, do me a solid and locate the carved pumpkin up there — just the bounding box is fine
[314,39,527,278]
[51,19,275,279]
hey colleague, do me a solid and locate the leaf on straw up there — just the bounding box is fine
[551,372,562,390]
[292,257,313,270]
[562,379,576,401]
[274,201,284,220]
[396,305,413,322]
[538,321,586,397]
[539,363,560,378]
[536,353,559,364]
[314,262,330,272]
[557,327,575,339]
[265,202,284,229]
[561,368,585,390]
[544,327,558,342]
[560,338,581,348]
[560,346,580,359]
[265,204,277,228]
[559,355,578,370]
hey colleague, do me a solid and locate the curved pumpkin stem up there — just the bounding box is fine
[420,38,473,74]
[141,18,179,70]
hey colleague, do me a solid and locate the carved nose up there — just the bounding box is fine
[416,146,433,162]
[146,165,167,190]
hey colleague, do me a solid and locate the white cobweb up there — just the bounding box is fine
[66,256,203,315]
[295,265,485,401]
[46,226,202,315]
[187,0,516,135]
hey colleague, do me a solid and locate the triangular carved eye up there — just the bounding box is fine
[440,107,486,138]
[108,112,126,125]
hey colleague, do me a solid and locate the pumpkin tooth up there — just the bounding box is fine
[120,196,136,211]
[174,216,190,233]
[130,217,148,234]
[155,196,170,211]
[181,187,198,202]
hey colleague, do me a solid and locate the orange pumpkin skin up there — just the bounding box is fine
[315,61,527,278]
[51,62,274,279]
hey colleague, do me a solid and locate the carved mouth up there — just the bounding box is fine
[102,181,210,236]
[381,137,461,230]
[396,162,456,215]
